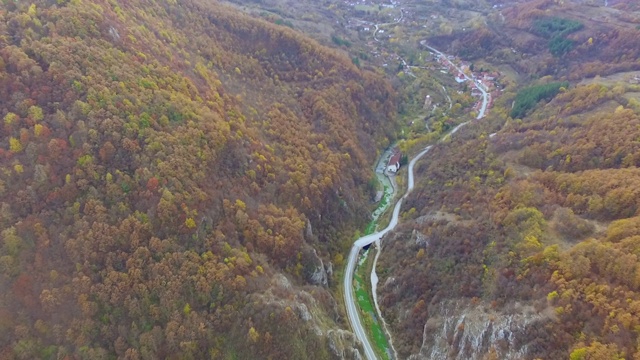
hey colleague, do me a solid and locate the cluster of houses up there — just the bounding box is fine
[477,74,501,112]
[344,0,400,8]
[477,73,499,91]
[434,53,500,116]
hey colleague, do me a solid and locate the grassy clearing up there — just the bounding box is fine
[367,184,390,235]
[351,178,393,359]
[364,220,377,236]
[354,254,391,360]
[354,4,380,13]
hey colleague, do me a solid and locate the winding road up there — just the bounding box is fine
[373,9,404,42]
[344,145,432,360]
[424,44,489,119]
[342,38,489,360]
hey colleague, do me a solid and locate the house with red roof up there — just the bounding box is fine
[387,150,402,173]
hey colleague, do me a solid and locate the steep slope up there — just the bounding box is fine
[378,80,640,359]
[0,0,399,358]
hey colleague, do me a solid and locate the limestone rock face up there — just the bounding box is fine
[407,300,552,360]
[303,247,329,286]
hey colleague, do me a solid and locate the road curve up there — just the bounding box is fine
[345,45,483,360]
[344,145,433,360]
[373,9,404,42]
[424,44,489,119]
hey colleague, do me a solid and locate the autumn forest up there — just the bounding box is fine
[0,0,400,358]
[4,0,640,358]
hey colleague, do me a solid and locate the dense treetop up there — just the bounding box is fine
[0,0,399,358]
[379,79,640,359]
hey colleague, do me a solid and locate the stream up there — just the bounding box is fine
[344,44,488,360]
[344,145,433,360]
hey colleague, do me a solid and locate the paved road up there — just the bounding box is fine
[424,44,489,119]
[373,9,404,42]
[442,85,453,111]
[343,145,433,360]
[342,35,487,360]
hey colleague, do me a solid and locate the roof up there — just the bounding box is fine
[388,151,402,166]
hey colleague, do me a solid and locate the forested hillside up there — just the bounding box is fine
[0,0,399,358]
[378,80,640,358]
[428,0,640,80]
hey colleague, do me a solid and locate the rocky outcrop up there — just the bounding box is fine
[328,329,363,360]
[303,247,329,286]
[251,274,360,358]
[408,300,552,360]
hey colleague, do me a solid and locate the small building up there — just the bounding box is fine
[387,151,402,173]
[483,73,496,81]
[455,73,466,83]
[423,95,432,110]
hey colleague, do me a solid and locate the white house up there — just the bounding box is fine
[387,151,402,173]
[423,95,432,110]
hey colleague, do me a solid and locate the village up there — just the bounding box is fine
[432,50,501,117]
[339,0,502,119]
